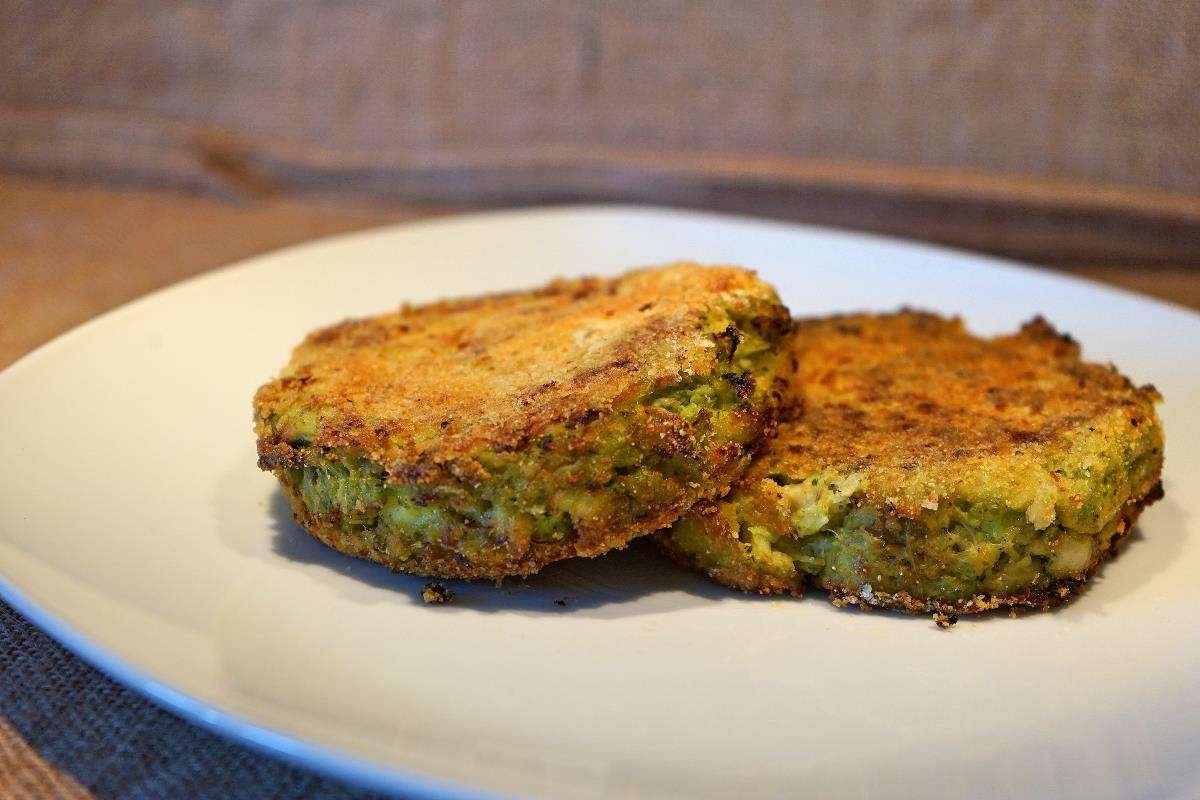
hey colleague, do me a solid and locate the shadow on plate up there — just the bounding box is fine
[267,490,768,619]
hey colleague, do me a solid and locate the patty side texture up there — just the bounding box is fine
[255,263,793,579]
[658,311,1164,613]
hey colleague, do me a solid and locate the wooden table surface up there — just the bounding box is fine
[3,176,1199,372]
[1,174,1198,799]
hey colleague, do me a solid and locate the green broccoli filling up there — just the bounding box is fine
[765,486,1109,601]
[278,301,787,571]
[664,392,1162,604]
[732,443,1160,602]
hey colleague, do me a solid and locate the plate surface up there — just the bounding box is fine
[1,207,1197,800]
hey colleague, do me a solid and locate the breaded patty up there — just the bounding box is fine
[255,263,793,579]
[659,311,1164,614]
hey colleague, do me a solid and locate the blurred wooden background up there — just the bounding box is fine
[3,0,1200,366]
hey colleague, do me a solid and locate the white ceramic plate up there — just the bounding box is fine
[1,207,1197,800]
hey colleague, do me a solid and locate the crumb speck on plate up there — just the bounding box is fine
[422,583,455,604]
[932,611,958,629]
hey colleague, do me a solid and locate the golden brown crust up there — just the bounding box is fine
[756,310,1161,517]
[255,263,793,579]
[658,310,1165,614]
[255,263,785,480]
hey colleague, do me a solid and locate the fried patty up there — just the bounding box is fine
[658,311,1164,614]
[255,263,793,579]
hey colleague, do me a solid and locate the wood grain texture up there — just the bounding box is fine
[0,718,91,800]
[4,0,1196,191]
[2,1,1198,266]
[2,176,1198,374]
[0,177,450,369]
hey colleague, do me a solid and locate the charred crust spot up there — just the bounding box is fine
[569,279,601,301]
[722,371,756,401]
[388,462,438,484]
[308,321,351,345]
[713,324,742,361]
[932,612,958,629]
[568,358,634,390]
[566,409,602,428]
[1037,316,1076,346]
[1006,429,1041,444]
[752,313,795,340]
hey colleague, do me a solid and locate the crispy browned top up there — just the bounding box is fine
[755,311,1162,517]
[255,263,784,473]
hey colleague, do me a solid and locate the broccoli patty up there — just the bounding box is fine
[659,311,1164,614]
[255,263,792,580]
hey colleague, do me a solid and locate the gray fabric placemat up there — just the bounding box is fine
[0,601,396,799]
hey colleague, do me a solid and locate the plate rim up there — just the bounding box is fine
[3,202,1198,388]
[0,566,500,799]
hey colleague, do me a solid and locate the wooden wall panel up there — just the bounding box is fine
[2,1,1197,264]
